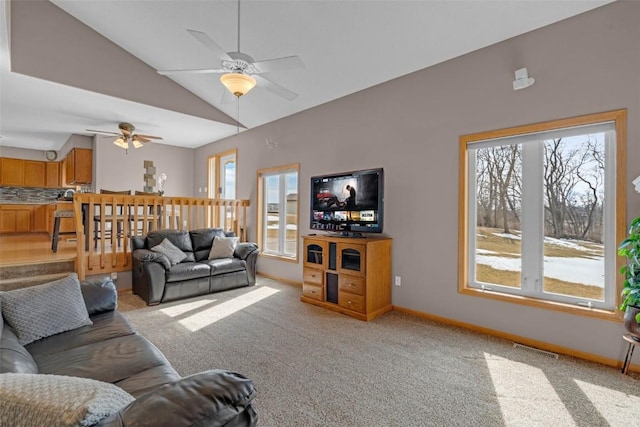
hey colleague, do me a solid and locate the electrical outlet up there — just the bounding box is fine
[110,272,118,281]
[394,276,401,286]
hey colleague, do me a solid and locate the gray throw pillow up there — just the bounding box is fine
[0,373,135,427]
[0,273,93,346]
[208,236,238,259]
[151,238,187,265]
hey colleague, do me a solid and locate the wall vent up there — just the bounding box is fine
[513,343,559,359]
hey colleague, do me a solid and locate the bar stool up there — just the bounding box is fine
[94,189,130,248]
[51,209,76,253]
[622,334,640,374]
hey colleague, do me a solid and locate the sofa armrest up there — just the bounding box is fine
[234,242,259,260]
[98,370,257,427]
[132,249,171,270]
[80,277,117,315]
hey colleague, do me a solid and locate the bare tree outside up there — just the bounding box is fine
[473,133,606,300]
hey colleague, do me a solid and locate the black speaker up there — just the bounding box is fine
[326,272,338,304]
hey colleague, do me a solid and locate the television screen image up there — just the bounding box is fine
[310,168,384,234]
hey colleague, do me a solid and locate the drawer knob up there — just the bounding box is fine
[348,283,355,287]
[347,300,352,305]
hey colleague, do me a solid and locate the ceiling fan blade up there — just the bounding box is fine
[187,29,232,61]
[86,129,120,136]
[252,55,304,74]
[135,134,163,140]
[133,135,151,143]
[157,67,227,75]
[254,75,298,101]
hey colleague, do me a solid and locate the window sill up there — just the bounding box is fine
[459,286,621,322]
[259,252,299,264]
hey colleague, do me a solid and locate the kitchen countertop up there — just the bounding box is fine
[0,200,58,205]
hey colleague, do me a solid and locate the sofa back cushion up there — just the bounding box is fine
[146,230,195,262]
[190,228,226,261]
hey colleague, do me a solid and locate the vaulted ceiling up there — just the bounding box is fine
[0,0,613,151]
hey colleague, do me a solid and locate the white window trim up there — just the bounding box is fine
[257,164,299,262]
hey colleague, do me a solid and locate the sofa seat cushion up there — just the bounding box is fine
[33,334,173,385]
[202,258,247,276]
[26,311,135,359]
[114,364,181,398]
[165,262,211,282]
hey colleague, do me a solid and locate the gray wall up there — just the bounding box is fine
[94,135,194,197]
[194,1,640,362]
[0,146,48,161]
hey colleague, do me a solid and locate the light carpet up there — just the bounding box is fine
[120,278,640,426]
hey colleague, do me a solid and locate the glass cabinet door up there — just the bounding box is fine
[303,239,328,269]
[337,243,365,276]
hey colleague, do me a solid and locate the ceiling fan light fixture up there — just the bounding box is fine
[220,73,256,97]
[132,138,144,149]
[113,137,128,149]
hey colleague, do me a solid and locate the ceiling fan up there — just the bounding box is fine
[86,122,163,151]
[156,0,303,103]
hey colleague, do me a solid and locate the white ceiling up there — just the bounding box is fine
[0,0,613,151]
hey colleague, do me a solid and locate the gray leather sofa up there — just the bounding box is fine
[131,228,258,305]
[0,278,258,426]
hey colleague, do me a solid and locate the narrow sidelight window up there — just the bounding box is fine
[257,164,299,260]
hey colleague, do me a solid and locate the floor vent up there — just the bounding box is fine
[513,343,559,359]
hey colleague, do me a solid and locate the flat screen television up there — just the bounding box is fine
[310,168,384,235]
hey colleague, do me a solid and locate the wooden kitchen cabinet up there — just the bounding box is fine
[64,148,92,185]
[24,160,46,187]
[0,157,61,188]
[45,162,60,188]
[0,205,32,233]
[32,205,48,232]
[0,158,25,186]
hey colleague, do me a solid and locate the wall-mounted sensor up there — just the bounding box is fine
[513,68,535,90]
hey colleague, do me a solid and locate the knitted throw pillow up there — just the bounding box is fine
[208,236,238,259]
[0,273,92,346]
[0,373,134,427]
[151,238,188,265]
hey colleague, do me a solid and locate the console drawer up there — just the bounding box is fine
[338,291,365,313]
[338,275,365,296]
[303,283,324,301]
[303,268,323,285]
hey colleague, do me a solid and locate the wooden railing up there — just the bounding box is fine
[73,194,250,279]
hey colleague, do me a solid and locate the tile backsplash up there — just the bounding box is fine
[0,186,65,202]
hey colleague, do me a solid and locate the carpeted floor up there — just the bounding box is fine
[120,278,640,426]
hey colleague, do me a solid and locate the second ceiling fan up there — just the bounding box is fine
[86,122,162,151]
[157,0,303,102]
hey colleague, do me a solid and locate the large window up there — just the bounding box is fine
[257,164,299,261]
[459,110,626,316]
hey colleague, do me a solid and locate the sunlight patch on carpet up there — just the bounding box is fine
[484,352,575,426]
[574,379,640,425]
[160,298,218,317]
[179,286,280,331]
